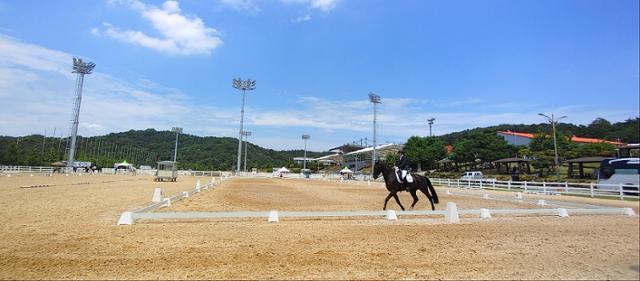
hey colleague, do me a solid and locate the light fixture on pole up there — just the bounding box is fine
[538,113,567,182]
[67,58,95,170]
[171,127,183,162]
[302,134,310,171]
[241,130,252,172]
[233,78,256,175]
[368,92,381,177]
[427,118,435,137]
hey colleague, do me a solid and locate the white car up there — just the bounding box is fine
[461,171,483,180]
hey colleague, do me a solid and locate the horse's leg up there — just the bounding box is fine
[383,193,394,210]
[392,192,405,211]
[418,186,435,211]
[410,188,419,209]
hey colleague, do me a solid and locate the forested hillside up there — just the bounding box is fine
[0,129,326,171]
[439,117,639,145]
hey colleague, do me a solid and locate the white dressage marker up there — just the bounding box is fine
[268,210,279,222]
[445,202,460,223]
[152,187,162,203]
[558,208,569,217]
[480,208,491,219]
[386,210,398,221]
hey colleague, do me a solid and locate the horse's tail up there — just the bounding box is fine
[425,177,439,204]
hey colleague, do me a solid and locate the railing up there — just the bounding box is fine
[430,178,640,200]
[0,165,54,174]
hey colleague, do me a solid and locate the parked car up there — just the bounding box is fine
[461,171,483,180]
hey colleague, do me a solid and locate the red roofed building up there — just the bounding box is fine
[497,130,624,146]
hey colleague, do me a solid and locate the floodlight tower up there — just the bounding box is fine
[427,118,435,137]
[538,113,567,182]
[241,130,252,172]
[368,92,381,177]
[172,127,183,162]
[302,134,310,170]
[233,78,256,175]
[66,58,95,169]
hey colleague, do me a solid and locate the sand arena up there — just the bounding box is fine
[0,173,638,279]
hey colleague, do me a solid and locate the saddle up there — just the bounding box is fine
[395,170,413,184]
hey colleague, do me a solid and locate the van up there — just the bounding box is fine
[461,171,483,180]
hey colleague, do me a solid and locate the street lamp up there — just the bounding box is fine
[241,131,252,172]
[302,134,310,170]
[538,113,567,182]
[171,127,183,162]
[67,58,95,169]
[233,78,256,175]
[427,118,435,137]
[368,92,381,177]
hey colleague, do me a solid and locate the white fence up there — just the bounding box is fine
[430,178,639,200]
[0,165,54,174]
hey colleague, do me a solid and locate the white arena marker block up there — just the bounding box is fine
[152,187,162,203]
[386,210,398,221]
[623,208,636,216]
[445,202,460,223]
[164,198,171,207]
[558,208,569,217]
[483,194,490,199]
[537,199,547,206]
[446,189,451,195]
[268,210,279,223]
[480,208,491,219]
[30,174,33,177]
[182,191,189,198]
[516,192,523,199]
[117,212,134,225]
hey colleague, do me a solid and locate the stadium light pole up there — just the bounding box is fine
[368,92,381,178]
[427,118,435,137]
[233,78,256,175]
[538,113,567,182]
[67,58,95,170]
[242,131,252,172]
[172,127,183,162]
[302,134,310,170]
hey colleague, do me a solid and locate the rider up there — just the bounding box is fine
[396,150,410,191]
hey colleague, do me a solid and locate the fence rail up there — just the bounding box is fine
[430,178,639,200]
[0,166,54,174]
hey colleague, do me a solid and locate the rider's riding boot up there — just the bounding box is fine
[405,183,410,192]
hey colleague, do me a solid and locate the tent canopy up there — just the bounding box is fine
[277,167,290,173]
[340,167,353,174]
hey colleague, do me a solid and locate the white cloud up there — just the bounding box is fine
[93,1,223,55]
[292,14,312,23]
[218,0,260,14]
[281,0,339,12]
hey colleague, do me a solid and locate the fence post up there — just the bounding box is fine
[508,180,511,190]
[564,182,569,194]
[448,178,451,187]
[524,181,528,193]
[492,179,496,189]
[619,184,624,200]
[479,180,483,189]
[543,181,547,194]
[589,182,594,198]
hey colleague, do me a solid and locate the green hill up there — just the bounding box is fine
[0,129,326,171]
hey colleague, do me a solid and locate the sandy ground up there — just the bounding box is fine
[0,174,638,280]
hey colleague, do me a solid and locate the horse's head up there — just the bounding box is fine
[372,161,384,179]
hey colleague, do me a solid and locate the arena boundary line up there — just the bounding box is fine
[117,176,230,225]
[118,206,635,225]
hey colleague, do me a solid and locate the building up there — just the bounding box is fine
[497,130,625,146]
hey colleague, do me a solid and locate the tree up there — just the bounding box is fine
[403,136,447,171]
[449,132,512,170]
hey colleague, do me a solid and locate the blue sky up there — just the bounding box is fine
[0,0,638,151]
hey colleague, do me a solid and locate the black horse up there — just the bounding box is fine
[372,161,439,211]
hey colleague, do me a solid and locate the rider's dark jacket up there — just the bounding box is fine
[396,155,410,171]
